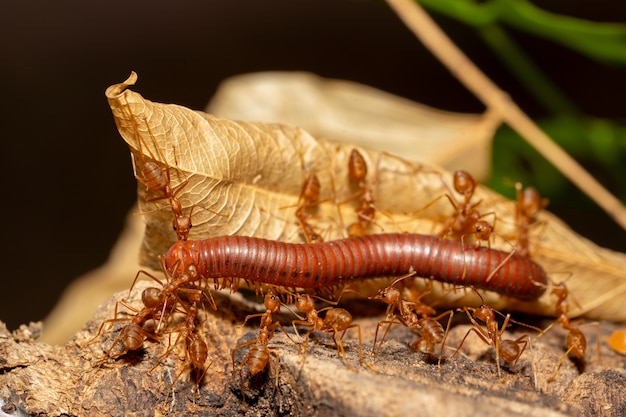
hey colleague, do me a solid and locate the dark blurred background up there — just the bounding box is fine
[1,0,625,330]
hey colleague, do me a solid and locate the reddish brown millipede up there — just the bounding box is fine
[165,233,547,300]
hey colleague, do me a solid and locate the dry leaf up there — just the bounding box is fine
[208,71,500,179]
[105,72,626,322]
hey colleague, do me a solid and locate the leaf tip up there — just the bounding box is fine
[105,71,139,99]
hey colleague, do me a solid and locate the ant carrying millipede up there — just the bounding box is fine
[438,170,497,248]
[370,275,453,367]
[290,292,368,370]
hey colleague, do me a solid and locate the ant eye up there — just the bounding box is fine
[173,225,177,231]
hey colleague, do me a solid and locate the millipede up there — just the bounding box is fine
[165,233,548,300]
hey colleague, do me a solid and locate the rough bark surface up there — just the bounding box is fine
[1,281,625,417]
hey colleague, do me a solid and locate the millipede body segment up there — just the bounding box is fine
[165,233,547,300]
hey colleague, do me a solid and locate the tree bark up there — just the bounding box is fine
[1,281,625,417]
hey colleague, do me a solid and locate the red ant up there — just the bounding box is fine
[232,290,284,376]
[515,183,548,257]
[453,304,535,381]
[399,279,437,318]
[91,299,161,365]
[344,149,378,236]
[152,291,210,397]
[237,327,274,378]
[369,277,453,366]
[290,293,366,369]
[439,170,495,248]
[122,97,228,242]
[127,257,215,334]
[141,121,227,242]
[121,97,194,241]
[231,288,300,402]
[295,173,324,243]
[230,324,277,406]
[540,281,599,382]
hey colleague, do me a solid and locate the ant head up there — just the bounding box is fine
[473,220,493,240]
[473,305,495,322]
[370,286,400,305]
[172,215,192,240]
[295,294,315,312]
[264,292,281,312]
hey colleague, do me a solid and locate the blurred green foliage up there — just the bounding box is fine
[491,117,626,202]
[418,0,626,214]
[419,0,626,64]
